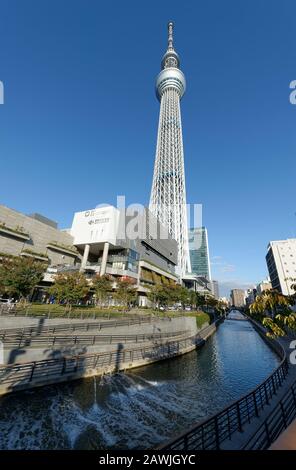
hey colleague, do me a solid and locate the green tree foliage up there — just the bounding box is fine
[147,283,171,308]
[114,278,137,311]
[147,283,223,313]
[92,274,113,306]
[250,290,291,318]
[49,271,90,310]
[0,256,46,299]
[249,289,294,338]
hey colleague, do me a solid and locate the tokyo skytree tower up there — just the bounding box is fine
[149,22,191,277]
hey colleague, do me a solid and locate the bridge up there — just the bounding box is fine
[159,316,296,450]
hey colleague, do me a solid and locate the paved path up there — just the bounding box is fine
[270,419,296,449]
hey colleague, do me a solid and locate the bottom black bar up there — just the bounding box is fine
[0,451,295,468]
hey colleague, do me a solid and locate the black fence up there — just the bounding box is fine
[0,315,171,337]
[0,305,152,319]
[244,378,296,449]
[160,340,288,450]
[0,329,189,348]
[0,325,216,393]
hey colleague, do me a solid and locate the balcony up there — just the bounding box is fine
[0,224,30,241]
[47,242,79,257]
[21,249,49,262]
[84,261,138,280]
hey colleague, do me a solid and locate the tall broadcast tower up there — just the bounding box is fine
[149,22,191,277]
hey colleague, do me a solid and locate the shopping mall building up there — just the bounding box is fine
[0,203,191,305]
[0,203,211,304]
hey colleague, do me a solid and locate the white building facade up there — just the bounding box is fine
[256,279,272,295]
[70,205,179,306]
[266,239,296,296]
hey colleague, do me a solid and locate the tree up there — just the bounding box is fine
[147,283,170,309]
[114,278,137,311]
[49,271,90,310]
[250,290,290,319]
[148,283,199,310]
[286,277,296,301]
[92,274,113,307]
[0,256,46,300]
[249,289,293,338]
[196,292,206,309]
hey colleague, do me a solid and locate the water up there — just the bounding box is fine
[0,315,280,449]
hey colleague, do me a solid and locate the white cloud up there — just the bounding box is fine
[211,255,236,273]
[221,264,236,273]
[218,280,256,298]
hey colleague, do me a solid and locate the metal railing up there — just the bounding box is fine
[0,324,216,392]
[0,305,154,319]
[0,315,170,337]
[243,379,296,449]
[160,337,288,450]
[0,329,189,348]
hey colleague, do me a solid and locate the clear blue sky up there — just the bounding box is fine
[0,0,296,296]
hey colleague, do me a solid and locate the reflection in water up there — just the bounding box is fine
[0,318,280,449]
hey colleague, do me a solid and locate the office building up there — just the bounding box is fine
[230,289,246,307]
[256,279,272,295]
[71,205,179,306]
[188,227,211,280]
[266,239,296,296]
[211,280,219,299]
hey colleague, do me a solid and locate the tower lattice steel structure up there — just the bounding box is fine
[149,22,191,277]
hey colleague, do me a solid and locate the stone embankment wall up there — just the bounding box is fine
[0,318,222,396]
[2,316,200,364]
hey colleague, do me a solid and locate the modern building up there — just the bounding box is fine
[245,288,257,306]
[149,22,191,277]
[256,279,272,295]
[230,289,246,308]
[266,239,296,296]
[70,205,179,306]
[0,203,179,305]
[211,280,220,299]
[182,273,212,296]
[0,204,79,267]
[188,227,211,280]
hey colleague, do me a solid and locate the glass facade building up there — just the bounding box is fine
[188,227,211,280]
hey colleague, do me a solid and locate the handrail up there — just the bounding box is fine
[243,378,296,449]
[0,323,217,393]
[0,315,170,336]
[0,305,157,320]
[159,321,288,450]
[0,329,190,348]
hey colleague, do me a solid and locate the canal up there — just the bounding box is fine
[0,313,280,449]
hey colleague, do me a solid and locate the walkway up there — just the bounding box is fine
[160,316,296,450]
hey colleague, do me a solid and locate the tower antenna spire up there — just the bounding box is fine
[168,21,174,51]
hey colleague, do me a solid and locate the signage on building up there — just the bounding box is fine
[70,206,119,245]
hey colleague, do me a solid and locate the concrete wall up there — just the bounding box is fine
[2,316,200,364]
[0,204,78,266]
[0,320,219,396]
